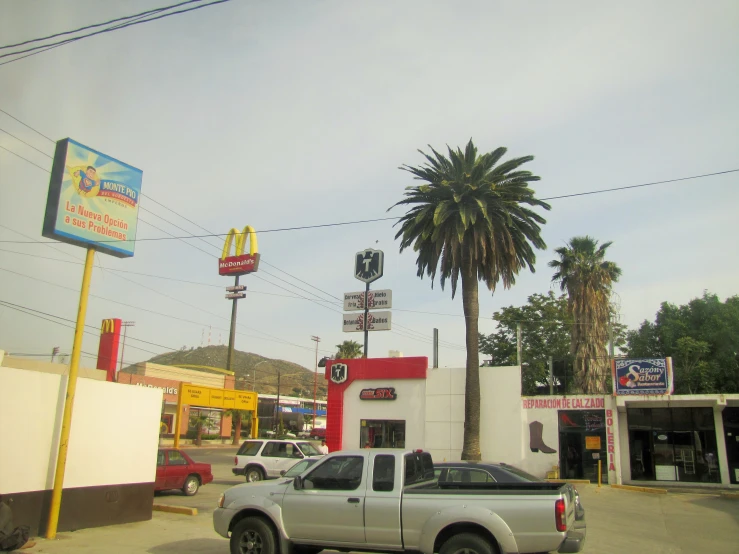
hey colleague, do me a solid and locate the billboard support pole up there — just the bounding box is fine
[46,247,95,539]
[363,282,370,358]
[226,275,240,373]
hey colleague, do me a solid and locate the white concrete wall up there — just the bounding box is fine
[342,379,425,450]
[425,367,464,461]
[0,364,162,494]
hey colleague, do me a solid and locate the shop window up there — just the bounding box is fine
[627,408,651,430]
[692,408,715,431]
[650,409,672,431]
[304,456,363,491]
[360,420,406,448]
[373,455,395,492]
[671,408,693,431]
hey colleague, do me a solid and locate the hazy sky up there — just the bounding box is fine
[1,0,738,373]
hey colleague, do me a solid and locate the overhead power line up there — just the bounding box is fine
[0,0,232,67]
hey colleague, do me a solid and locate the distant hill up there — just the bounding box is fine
[137,345,327,398]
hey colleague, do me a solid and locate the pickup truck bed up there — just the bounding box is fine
[214,449,586,554]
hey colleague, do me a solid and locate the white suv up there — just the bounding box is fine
[232,439,323,482]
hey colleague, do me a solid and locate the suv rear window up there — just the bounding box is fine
[237,441,263,456]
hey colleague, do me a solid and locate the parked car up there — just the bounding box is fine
[309,427,326,440]
[155,448,213,496]
[279,457,320,478]
[215,449,587,554]
[435,461,585,521]
[232,439,323,482]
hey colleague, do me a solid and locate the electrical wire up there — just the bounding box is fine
[0,0,232,67]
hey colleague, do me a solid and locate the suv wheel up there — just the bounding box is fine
[231,517,275,554]
[246,467,264,482]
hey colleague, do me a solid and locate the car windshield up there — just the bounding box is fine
[284,458,317,478]
[297,442,320,456]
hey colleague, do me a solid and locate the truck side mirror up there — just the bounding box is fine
[293,477,303,490]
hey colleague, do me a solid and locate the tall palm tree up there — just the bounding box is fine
[390,140,550,460]
[335,340,363,359]
[549,236,622,394]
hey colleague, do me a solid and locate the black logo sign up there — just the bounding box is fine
[359,387,396,400]
[355,249,384,283]
[330,363,348,384]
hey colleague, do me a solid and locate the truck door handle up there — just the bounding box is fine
[347,498,360,504]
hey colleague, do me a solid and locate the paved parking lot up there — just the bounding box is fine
[24,448,739,554]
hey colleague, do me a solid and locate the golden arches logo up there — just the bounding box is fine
[221,226,258,259]
[101,319,117,334]
[219,225,260,276]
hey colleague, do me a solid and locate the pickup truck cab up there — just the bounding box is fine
[214,449,586,554]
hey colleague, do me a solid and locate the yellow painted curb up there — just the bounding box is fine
[611,484,667,494]
[153,504,198,516]
[546,479,591,484]
[720,492,739,500]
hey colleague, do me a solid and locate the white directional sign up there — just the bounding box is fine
[342,311,392,332]
[343,290,392,311]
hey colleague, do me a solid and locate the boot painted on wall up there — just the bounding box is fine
[529,420,557,454]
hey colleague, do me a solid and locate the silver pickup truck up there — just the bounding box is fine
[214,449,586,554]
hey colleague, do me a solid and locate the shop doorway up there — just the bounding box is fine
[723,407,739,485]
[360,420,406,448]
[558,410,608,483]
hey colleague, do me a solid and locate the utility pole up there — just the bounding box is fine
[548,356,554,395]
[274,367,282,432]
[311,336,320,429]
[608,318,615,360]
[118,321,135,374]
[433,328,439,368]
[516,323,522,367]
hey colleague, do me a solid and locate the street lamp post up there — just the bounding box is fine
[311,336,320,429]
[118,321,135,374]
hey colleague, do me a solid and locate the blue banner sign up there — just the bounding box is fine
[612,358,673,396]
[42,138,143,258]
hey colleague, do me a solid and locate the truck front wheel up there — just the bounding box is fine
[231,517,276,554]
[440,533,495,554]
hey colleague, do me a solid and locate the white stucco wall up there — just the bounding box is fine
[0,364,162,494]
[341,378,426,450]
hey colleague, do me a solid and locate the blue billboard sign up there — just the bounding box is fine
[612,358,673,396]
[42,138,143,258]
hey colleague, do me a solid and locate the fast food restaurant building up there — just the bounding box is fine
[324,357,739,487]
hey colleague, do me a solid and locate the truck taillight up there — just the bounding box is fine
[555,499,567,532]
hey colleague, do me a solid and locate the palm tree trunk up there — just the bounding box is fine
[196,425,203,446]
[460,260,481,461]
[232,413,242,446]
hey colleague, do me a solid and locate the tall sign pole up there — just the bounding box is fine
[353,248,385,357]
[41,138,143,539]
[219,225,260,372]
[311,336,320,428]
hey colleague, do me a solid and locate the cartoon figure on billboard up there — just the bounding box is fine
[67,164,101,197]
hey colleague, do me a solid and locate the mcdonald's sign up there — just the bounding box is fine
[96,318,122,382]
[219,226,260,276]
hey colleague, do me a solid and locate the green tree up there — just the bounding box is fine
[626,292,739,393]
[390,140,550,460]
[549,236,622,394]
[189,412,213,446]
[480,291,627,394]
[335,340,363,359]
[225,409,251,445]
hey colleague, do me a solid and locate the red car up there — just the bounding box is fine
[155,448,213,496]
[309,427,326,440]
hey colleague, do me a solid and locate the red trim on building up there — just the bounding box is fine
[324,357,427,452]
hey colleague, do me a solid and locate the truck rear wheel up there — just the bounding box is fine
[440,533,495,554]
[230,517,276,554]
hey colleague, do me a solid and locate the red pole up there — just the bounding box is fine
[311,336,320,429]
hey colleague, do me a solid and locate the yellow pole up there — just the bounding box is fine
[598,460,602,488]
[251,412,259,438]
[46,247,96,539]
[174,382,185,449]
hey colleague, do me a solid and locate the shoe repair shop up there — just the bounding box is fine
[324,357,738,486]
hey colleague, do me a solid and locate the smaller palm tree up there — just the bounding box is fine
[336,340,363,359]
[189,412,213,446]
[225,409,252,445]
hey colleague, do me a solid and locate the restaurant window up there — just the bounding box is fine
[627,407,719,483]
[360,420,406,448]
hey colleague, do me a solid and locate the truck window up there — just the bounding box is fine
[238,441,263,456]
[304,456,364,491]
[373,455,395,492]
[404,452,434,485]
